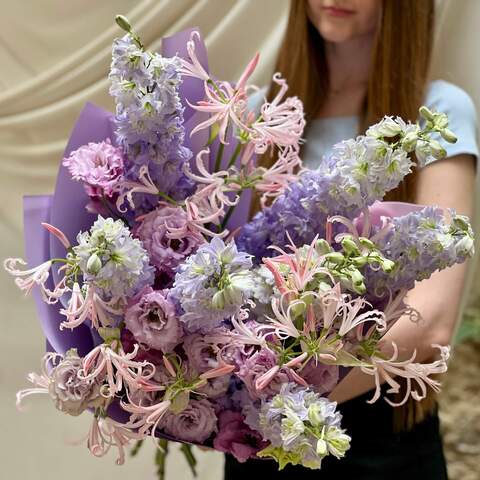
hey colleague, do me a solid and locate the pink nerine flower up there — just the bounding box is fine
[236,348,294,400]
[63,138,124,197]
[135,203,204,275]
[213,410,267,463]
[124,287,182,353]
[160,398,217,443]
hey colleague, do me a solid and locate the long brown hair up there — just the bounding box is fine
[262,0,437,429]
[262,0,435,203]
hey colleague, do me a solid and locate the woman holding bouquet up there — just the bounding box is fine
[225,0,477,478]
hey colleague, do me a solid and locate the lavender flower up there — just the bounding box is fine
[171,238,254,332]
[48,349,104,416]
[73,216,153,298]
[134,204,203,276]
[245,383,350,470]
[124,287,182,353]
[63,139,124,197]
[238,117,432,259]
[109,35,193,207]
[366,207,475,296]
[160,398,217,443]
[213,410,268,462]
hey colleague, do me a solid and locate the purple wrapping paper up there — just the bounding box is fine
[24,195,94,356]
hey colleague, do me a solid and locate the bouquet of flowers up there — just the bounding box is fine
[5,16,474,477]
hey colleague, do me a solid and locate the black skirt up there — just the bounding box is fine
[224,388,448,480]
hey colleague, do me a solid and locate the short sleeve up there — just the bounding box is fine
[424,80,479,165]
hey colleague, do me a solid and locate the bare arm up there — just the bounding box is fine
[329,154,476,404]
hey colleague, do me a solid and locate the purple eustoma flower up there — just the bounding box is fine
[63,139,124,198]
[213,410,267,462]
[124,287,182,353]
[160,398,217,443]
[134,203,204,276]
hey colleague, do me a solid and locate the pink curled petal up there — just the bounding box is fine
[284,352,308,368]
[288,369,309,387]
[41,222,71,249]
[318,353,337,363]
[163,356,176,377]
[255,365,280,391]
[200,363,235,380]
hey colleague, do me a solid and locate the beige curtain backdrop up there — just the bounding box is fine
[0,1,478,479]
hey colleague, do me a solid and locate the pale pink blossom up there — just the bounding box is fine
[179,31,210,81]
[59,283,123,330]
[186,51,260,144]
[121,393,171,437]
[248,73,305,153]
[80,341,161,397]
[115,164,159,212]
[264,236,333,297]
[253,147,301,207]
[16,352,60,411]
[3,258,67,304]
[361,343,450,406]
[87,415,144,465]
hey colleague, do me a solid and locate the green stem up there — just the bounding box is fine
[50,258,69,264]
[220,204,236,230]
[157,190,179,206]
[227,142,243,169]
[180,444,198,477]
[155,439,169,480]
[130,439,144,457]
[207,79,227,102]
[214,141,225,173]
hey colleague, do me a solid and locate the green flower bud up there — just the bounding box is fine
[351,256,368,268]
[350,269,365,291]
[358,237,376,250]
[86,253,102,275]
[115,15,133,33]
[440,128,457,144]
[300,291,315,306]
[212,291,225,310]
[315,239,332,255]
[341,237,360,256]
[429,139,446,159]
[381,258,396,273]
[419,106,435,122]
[316,438,328,456]
[324,252,345,264]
